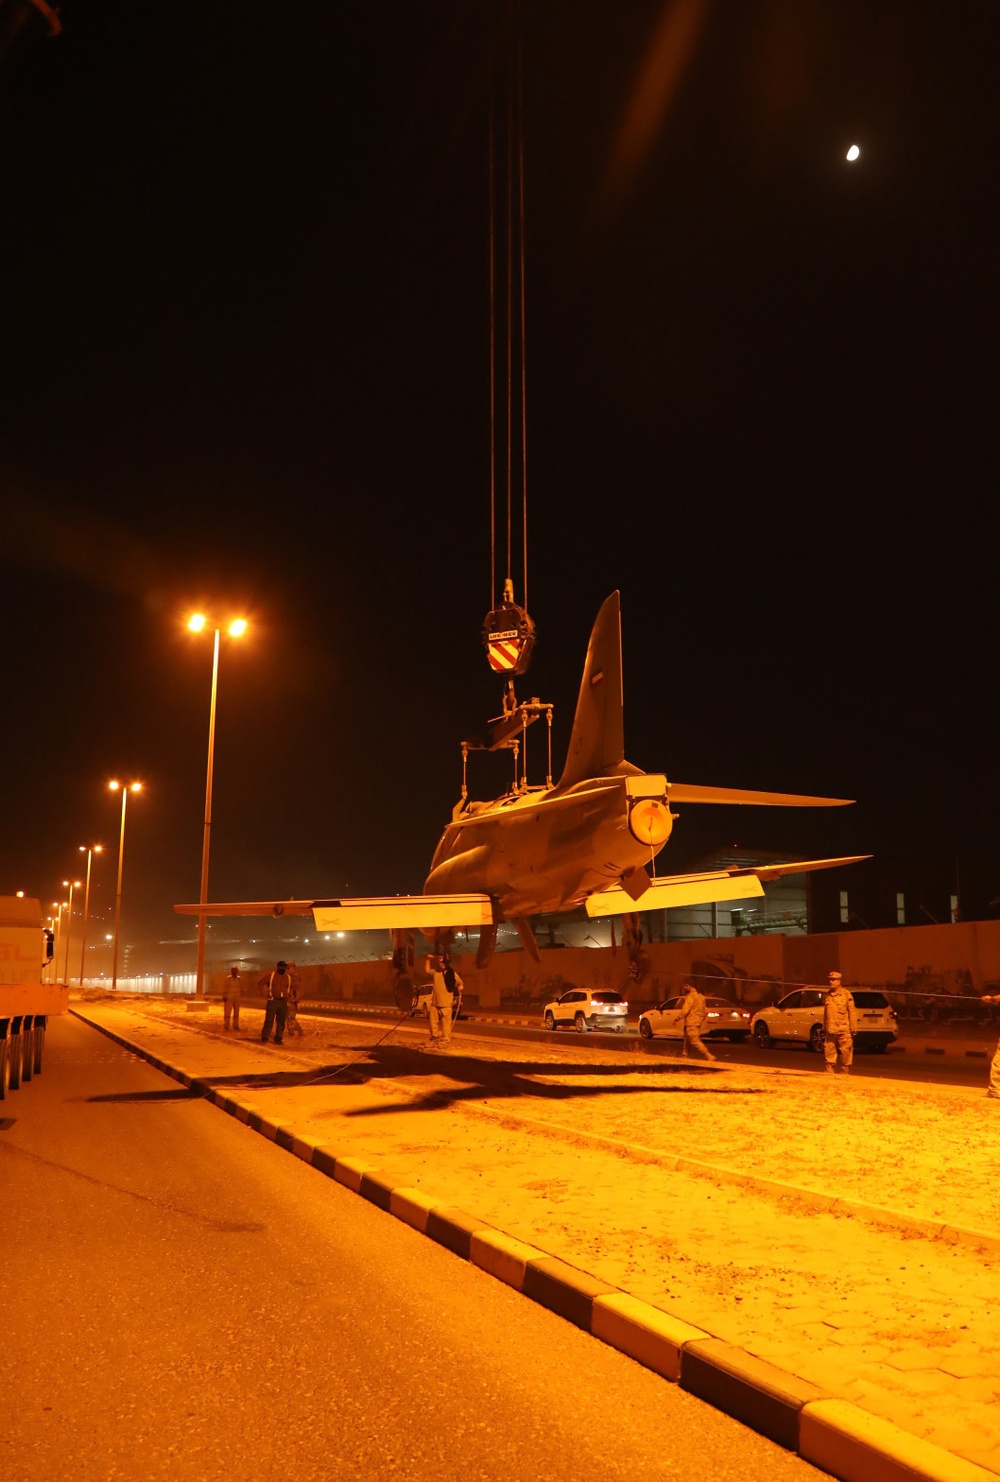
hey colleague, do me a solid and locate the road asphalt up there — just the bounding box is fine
[0,1014,823,1482]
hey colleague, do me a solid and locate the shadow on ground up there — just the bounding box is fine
[195,1040,770,1115]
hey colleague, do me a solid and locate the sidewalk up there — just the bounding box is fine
[73,995,1000,1478]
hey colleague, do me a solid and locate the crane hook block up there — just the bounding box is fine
[483,602,535,676]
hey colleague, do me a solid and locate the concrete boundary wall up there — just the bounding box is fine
[198,917,1000,1011]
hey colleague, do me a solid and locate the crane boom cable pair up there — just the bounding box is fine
[487,0,528,616]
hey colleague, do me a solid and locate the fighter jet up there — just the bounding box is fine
[175,592,865,994]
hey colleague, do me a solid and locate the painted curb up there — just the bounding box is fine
[70,1009,1000,1482]
[681,1337,827,1450]
[799,1399,995,1482]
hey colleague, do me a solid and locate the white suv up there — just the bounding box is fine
[543,988,628,1033]
[750,988,898,1053]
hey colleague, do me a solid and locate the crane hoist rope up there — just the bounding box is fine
[483,0,533,683]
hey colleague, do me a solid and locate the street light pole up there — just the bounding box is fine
[195,624,221,1000]
[49,901,63,985]
[188,613,247,999]
[77,843,103,990]
[109,781,142,993]
[61,879,81,986]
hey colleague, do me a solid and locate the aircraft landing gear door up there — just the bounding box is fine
[626,775,673,857]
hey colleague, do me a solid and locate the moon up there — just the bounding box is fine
[846,144,861,162]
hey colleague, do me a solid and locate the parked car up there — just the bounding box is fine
[638,996,753,1043]
[750,989,898,1053]
[543,988,628,1032]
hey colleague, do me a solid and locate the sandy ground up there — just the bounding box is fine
[74,998,1000,1475]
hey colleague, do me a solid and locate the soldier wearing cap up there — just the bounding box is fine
[222,964,243,1031]
[823,971,856,1074]
[678,979,716,1061]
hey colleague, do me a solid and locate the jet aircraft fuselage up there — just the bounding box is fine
[424,772,669,918]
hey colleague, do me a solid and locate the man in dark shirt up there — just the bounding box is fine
[258,960,292,1044]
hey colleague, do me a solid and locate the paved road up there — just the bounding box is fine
[1,1016,821,1482]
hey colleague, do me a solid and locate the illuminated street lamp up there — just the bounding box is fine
[109,781,142,992]
[61,878,82,986]
[49,901,64,985]
[187,612,248,997]
[77,843,104,990]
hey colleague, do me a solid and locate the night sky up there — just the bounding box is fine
[2,1,997,970]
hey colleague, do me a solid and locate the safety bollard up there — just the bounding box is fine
[0,1017,8,1100]
[8,1015,21,1091]
[21,1015,33,1083]
[33,1015,46,1074]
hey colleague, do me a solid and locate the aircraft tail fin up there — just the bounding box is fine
[558,591,625,788]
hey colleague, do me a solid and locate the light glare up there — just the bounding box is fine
[846,144,860,162]
[188,613,207,632]
[228,618,248,638]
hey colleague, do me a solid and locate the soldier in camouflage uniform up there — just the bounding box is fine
[678,980,716,1061]
[823,970,856,1073]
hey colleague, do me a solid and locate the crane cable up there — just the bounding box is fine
[488,35,496,612]
[517,28,528,613]
[488,0,529,614]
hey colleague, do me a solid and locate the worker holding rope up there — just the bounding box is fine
[424,953,462,1050]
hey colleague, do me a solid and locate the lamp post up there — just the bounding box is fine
[77,843,103,990]
[61,879,82,986]
[48,901,63,985]
[187,613,248,998]
[109,781,142,992]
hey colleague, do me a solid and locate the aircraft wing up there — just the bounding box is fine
[174,893,499,930]
[585,855,870,918]
[668,783,853,806]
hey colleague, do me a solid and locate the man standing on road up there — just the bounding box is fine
[222,965,243,1031]
[258,960,292,1045]
[979,992,1000,1098]
[424,954,459,1049]
[823,971,856,1074]
[284,961,304,1038]
[678,979,715,1061]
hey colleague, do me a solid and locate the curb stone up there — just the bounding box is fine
[70,1008,999,1482]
